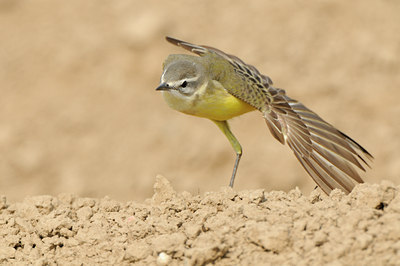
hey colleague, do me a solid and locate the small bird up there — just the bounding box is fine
[156,36,372,195]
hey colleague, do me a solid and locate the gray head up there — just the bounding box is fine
[156,55,206,96]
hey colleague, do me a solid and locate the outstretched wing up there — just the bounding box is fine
[165,36,373,194]
[166,37,272,81]
[264,91,373,194]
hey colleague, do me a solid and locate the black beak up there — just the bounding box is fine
[155,83,170,91]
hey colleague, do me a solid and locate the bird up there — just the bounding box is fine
[156,36,372,195]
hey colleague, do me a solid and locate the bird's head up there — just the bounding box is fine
[156,55,206,96]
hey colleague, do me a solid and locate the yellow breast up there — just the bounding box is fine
[162,80,255,121]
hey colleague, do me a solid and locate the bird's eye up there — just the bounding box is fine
[181,81,187,88]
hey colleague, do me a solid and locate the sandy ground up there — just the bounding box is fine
[1,176,399,265]
[1,0,400,264]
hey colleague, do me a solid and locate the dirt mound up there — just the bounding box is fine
[1,176,399,265]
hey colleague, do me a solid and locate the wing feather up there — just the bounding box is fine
[264,94,372,194]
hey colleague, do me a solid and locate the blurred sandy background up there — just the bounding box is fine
[0,0,399,202]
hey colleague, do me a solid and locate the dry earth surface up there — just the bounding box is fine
[1,0,400,264]
[0,176,399,265]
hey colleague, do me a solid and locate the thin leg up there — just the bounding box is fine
[230,152,242,187]
[212,120,242,187]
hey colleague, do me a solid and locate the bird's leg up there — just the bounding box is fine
[230,152,242,187]
[212,120,242,187]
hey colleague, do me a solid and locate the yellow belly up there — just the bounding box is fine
[162,80,255,121]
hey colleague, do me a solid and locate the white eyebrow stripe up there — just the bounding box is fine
[178,76,199,83]
[160,72,166,83]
